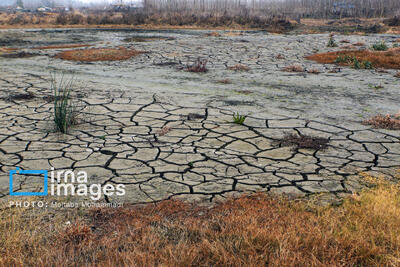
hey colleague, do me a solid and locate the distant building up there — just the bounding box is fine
[37,6,53,12]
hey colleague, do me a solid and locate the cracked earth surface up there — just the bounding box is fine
[0,29,399,203]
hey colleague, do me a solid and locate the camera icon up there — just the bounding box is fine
[9,167,48,196]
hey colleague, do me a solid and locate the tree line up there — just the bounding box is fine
[142,0,400,18]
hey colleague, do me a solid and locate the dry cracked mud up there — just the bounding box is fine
[0,28,399,204]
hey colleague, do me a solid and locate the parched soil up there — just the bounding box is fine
[33,44,92,50]
[306,48,400,69]
[55,47,144,62]
[0,29,399,204]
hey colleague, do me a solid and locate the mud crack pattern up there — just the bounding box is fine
[0,72,399,204]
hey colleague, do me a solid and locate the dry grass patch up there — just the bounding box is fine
[307,68,321,74]
[33,44,92,50]
[55,47,144,62]
[1,172,400,266]
[363,114,400,130]
[205,31,221,37]
[227,64,250,71]
[0,47,18,52]
[282,64,304,72]
[307,48,400,69]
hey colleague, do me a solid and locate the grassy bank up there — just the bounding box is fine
[1,172,399,266]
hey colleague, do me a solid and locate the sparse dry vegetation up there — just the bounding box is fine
[1,171,400,267]
[186,58,208,73]
[0,51,37,58]
[306,48,400,69]
[282,65,304,72]
[307,68,321,74]
[363,114,400,130]
[217,79,232,84]
[55,47,144,62]
[205,31,221,37]
[277,133,330,150]
[227,64,250,71]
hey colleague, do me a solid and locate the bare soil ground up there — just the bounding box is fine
[0,28,399,205]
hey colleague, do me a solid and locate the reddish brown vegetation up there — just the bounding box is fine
[2,177,400,267]
[363,114,400,130]
[55,47,144,62]
[306,48,400,69]
[227,64,250,71]
[33,44,92,50]
[307,68,321,74]
[0,47,18,52]
[186,58,208,73]
[205,31,221,37]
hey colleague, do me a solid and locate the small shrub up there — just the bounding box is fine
[277,133,329,150]
[227,64,250,71]
[363,114,400,130]
[353,58,361,69]
[186,58,208,73]
[362,60,373,69]
[283,65,304,72]
[327,33,338,47]
[233,112,246,125]
[372,41,388,51]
